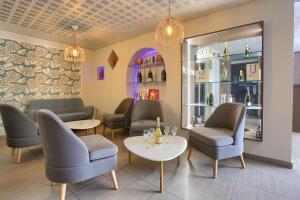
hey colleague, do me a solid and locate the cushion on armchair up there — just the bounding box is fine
[190,127,234,147]
[80,135,118,161]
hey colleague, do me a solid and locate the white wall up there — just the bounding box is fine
[83,0,294,163]
[294,52,300,84]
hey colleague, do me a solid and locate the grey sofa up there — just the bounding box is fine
[37,109,118,200]
[28,98,94,122]
[130,100,164,136]
[103,98,134,138]
[188,103,246,178]
[0,104,41,163]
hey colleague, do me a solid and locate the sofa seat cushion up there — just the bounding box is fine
[131,120,165,132]
[57,112,90,122]
[80,135,118,161]
[189,127,234,147]
[103,113,125,122]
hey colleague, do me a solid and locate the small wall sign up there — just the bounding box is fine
[97,66,105,80]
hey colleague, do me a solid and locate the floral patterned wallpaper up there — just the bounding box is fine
[0,38,81,126]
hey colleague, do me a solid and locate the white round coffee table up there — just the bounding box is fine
[124,136,187,193]
[65,119,101,135]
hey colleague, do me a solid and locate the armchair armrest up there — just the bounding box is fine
[27,110,37,122]
[81,106,94,119]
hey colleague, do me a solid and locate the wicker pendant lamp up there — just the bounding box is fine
[155,0,184,46]
[64,25,85,63]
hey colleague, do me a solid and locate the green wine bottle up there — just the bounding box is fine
[161,67,166,82]
[137,67,142,83]
[148,68,153,82]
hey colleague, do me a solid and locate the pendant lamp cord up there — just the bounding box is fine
[168,0,171,18]
[73,30,76,46]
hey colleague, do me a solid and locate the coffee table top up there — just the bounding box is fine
[65,119,101,130]
[124,136,187,162]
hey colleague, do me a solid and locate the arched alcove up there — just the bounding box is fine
[126,48,166,101]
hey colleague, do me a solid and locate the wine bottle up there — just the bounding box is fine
[154,117,162,144]
[223,42,229,60]
[245,87,252,107]
[239,69,244,82]
[256,120,262,138]
[137,67,143,83]
[161,67,166,82]
[245,45,251,58]
[207,93,214,106]
[148,67,153,82]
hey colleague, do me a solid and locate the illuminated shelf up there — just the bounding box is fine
[128,61,165,68]
[182,80,262,84]
[181,51,262,64]
[183,103,262,110]
[127,81,166,84]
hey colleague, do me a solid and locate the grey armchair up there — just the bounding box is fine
[103,98,134,138]
[130,100,164,136]
[0,104,41,163]
[188,103,246,178]
[36,109,118,200]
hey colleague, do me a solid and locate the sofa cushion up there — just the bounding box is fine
[190,127,234,147]
[131,120,164,132]
[57,112,91,122]
[80,135,118,161]
[103,113,125,122]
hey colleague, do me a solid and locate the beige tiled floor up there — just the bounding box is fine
[0,129,300,200]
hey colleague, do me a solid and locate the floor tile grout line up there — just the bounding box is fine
[229,168,241,200]
[118,166,184,199]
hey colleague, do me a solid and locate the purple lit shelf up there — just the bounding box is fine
[128,61,165,68]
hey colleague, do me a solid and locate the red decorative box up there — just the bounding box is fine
[148,89,159,100]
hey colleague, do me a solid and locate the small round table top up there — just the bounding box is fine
[65,119,101,130]
[124,136,187,162]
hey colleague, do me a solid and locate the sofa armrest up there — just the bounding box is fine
[81,106,94,119]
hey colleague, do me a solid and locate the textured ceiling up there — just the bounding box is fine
[0,0,253,50]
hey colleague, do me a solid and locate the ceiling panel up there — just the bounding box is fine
[0,0,253,49]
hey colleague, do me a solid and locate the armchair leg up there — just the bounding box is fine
[16,148,22,164]
[50,182,55,186]
[103,125,106,136]
[187,146,192,160]
[110,170,119,190]
[239,154,246,169]
[128,151,132,165]
[11,148,16,155]
[60,183,67,200]
[213,160,218,179]
[111,130,114,139]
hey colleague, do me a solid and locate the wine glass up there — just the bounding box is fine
[171,126,178,141]
[149,128,154,144]
[164,126,170,144]
[143,129,149,143]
